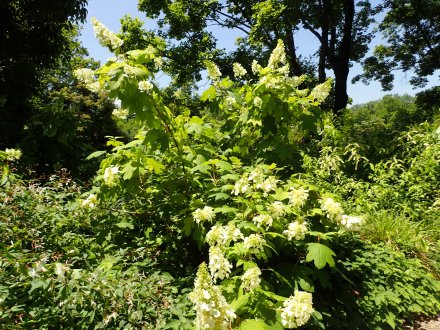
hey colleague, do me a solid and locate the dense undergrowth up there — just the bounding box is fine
[1,29,439,329]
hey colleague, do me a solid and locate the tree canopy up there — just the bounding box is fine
[0,0,88,148]
[355,0,440,90]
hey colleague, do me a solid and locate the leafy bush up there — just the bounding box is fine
[1,21,439,329]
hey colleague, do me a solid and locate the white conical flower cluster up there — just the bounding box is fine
[112,108,129,120]
[103,166,119,187]
[252,214,273,229]
[233,63,247,78]
[209,246,233,282]
[243,234,266,255]
[206,223,243,247]
[74,68,95,84]
[189,263,236,330]
[82,194,98,209]
[284,221,308,241]
[280,291,314,328]
[193,206,215,224]
[289,187,309,208]
[241,267,261,291]
[268,40,287,69]
[92,18,123,50]
[4,148,22,161]
[320,197,343,221]
[206,61,222,81]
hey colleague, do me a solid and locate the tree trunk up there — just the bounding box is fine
[332,0,354,113]
[284,25,303,76]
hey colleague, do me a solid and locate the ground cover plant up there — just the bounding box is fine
[1,19,439,330]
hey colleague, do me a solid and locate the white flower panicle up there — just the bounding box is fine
[74,68,95,84]
[252,60,262,74]
[284,221,308,241]
[209,246,233,282]
[153,56,163,69]
[248,166,265,184]
[112,108,129,120]
[138,80,154,92]
[310,81,331,103]
[206,61,222,81]
[340,215,363,229]
[320,197,343,221]
[189,263,236,330]
[233,63,247,78]
[281,291,314,328]
[241,267,261,291]
[268,40,287,69]
[258,176,278,193]
[253,96,263,108]
[206,223,243,246]
[4,148,22,161]
[86,82,102,93]
[225,95,237,107]
[92,18,123,49]
[289,187,309,208]
[271,201,286,218]
[232,177,250,195]
[123,65,139,76]
[103,166,119,187]
[193,206,215,224]
[252,214,274,229]
[243,234,266,255]
[82,194,98,209]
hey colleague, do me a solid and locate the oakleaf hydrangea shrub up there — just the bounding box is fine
[66,20,440,329]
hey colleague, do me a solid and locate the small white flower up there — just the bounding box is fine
[284,221,308,241]
[154,56,163,69]
[193,206,215,224]
[252,60,262,74]
[289,187,309,208]
[321,197,343,221]
[253,96,263,108]
[138,80,154,92]
[252,214,273,229]
[73,68,95,84]
[259,176,277,193]
[82,194,98,209]
[4,148,22,161]
[271,201,285,218]
[232,177,250,195]
[340,215,363,229]
[103,166,119,187]
[86,82,102,93]
[243,234,266,255]
[112,108,129,120]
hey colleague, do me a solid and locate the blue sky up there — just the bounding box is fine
[78,0,437,105]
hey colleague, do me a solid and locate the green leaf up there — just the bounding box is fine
[306,243,336,269]
[86,150,106,160]
[201,85,216,102]
[186,116,204,134]
[237,319,273,330]
[230,293,251,314]
[116,221,134,229]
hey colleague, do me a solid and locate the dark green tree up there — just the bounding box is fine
[355,0,440,90]
[18,30,121,179]
[0,0,88,148]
